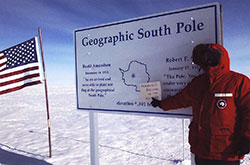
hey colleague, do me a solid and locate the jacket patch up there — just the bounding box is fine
[217,99,227,109]
[214,93,233,97]
[220,128,230,132]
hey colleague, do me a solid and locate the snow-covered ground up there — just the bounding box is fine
[0,85,249,165]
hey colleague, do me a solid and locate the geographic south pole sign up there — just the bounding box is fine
[75,3,222,117]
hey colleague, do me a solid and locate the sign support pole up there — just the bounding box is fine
[89,111,99,165]
[190,118,195,165]
[38,27,52,158]
[182,119,185,161]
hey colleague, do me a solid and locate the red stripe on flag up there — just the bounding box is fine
[0,54,5,60]
[0,61,7,68]
[0,66,39,78]
[0,68,6,72]
[0,73,40,87]
[0,81,41,95]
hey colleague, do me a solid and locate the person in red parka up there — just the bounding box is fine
[151,43,250,165]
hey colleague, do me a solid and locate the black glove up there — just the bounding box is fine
[238,137,250,159]
[151,98,161,108]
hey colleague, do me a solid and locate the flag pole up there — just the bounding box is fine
[38,27,52,158]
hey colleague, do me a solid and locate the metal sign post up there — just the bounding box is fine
[89,111,99,165]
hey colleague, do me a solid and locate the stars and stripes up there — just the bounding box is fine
[0,37,42,95]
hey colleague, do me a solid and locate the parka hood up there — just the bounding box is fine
[193,43,230,81]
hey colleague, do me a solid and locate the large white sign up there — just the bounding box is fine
[75,3,222,117]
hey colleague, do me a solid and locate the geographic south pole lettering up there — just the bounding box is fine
[81,20,204,48]
[74,3,222,117]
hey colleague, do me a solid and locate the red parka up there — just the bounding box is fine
[160,44,250,160]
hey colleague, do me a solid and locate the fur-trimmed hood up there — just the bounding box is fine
[194,43,230,83]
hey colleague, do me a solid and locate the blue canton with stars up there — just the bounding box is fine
[3,38,38,69]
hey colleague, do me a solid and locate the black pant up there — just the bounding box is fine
[195,156,240,165]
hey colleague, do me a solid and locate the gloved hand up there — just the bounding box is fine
[238,137,250,159]
[151,98,161,108]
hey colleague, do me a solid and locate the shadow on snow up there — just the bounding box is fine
[0,146,51,165]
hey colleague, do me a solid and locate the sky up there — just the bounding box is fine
[0,0,250,86]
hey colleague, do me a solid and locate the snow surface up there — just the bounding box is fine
[0,85,249,165]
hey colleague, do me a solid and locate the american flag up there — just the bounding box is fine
[0,37,42,95]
